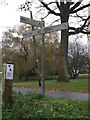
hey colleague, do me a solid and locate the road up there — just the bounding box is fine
[13,87,90,101]
[0,86,89,101]
[0,72,89,101]
[0,73,89,101]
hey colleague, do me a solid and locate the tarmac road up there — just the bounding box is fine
[0,86,89,101]
[13,87,90,101]
[0,73,89,101]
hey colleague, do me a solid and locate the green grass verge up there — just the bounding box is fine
[78,74,89,79]
[13,79,88,92]
[2,91,89,119]
[46,74,89,80]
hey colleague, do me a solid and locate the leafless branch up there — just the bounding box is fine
[69,15,90,35]
[47,2,56,5]
[69,0,83,13]
[50,19,60,25]
[41,12,50,20]
[76,13,86,21]
[70,3,90,14]
[40,2,61,16]
[56,0,60,11]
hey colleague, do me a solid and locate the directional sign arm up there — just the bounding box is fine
[20,16,43,27]
[22,22,68,38]
[45,22,68,33]
[23,29,41,38]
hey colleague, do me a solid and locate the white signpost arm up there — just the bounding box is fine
[23,29,41,38]
[20,16,43,27]
[22,22,68,38]
[45,22,68,33]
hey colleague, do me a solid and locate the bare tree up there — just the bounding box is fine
[36,0,90,82]
[68,36,88,79]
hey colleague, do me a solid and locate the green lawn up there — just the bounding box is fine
[78,74,89,78]
[13,78,88,92]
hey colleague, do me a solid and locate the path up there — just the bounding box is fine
[13,87,90,101]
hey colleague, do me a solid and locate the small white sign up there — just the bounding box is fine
[6,64,14,80]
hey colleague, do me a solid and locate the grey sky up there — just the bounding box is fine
[0,0,89,44]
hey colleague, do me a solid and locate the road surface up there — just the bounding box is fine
[13,87,90,101]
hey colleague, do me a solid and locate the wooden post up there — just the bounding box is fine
[2,62,14,106]
[2,64,6,102]
[41,19,45,97]
[3,80,13,106]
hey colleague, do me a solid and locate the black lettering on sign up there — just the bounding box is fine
[8,73,12,77]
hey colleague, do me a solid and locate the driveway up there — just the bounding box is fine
[13,87,90,101]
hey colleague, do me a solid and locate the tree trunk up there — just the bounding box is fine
[58,3,69,82]
[58,29,69,82]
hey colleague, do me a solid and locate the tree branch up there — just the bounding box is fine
[56,0,60,11]
[41,12,50,19]
[81,16,90,30]
[50,18,60,25]
[70,3,90,14]
[69,0,83,14]
[76,13,86,21]
[47,2,56,5]
[69,15,90,35]
[40,2,61,16]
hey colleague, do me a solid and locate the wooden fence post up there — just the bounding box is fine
[2,62,14,106]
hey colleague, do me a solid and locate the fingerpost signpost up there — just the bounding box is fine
[20,16,68,97]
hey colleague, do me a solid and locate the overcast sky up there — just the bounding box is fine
[0,0,57,41]
[0,0,27,39]
[0,0,88,44]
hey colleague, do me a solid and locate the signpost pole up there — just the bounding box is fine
[41,19,45,97]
